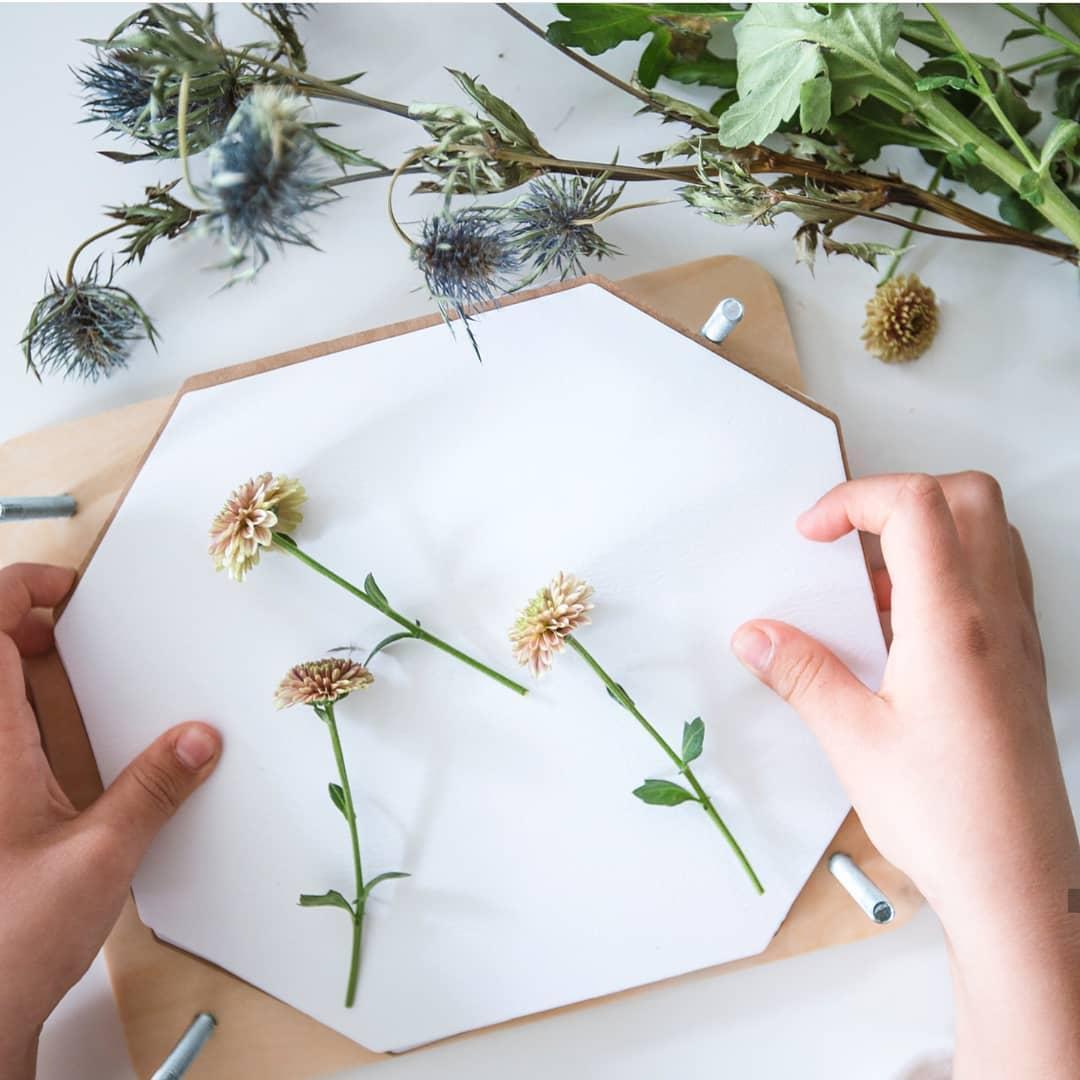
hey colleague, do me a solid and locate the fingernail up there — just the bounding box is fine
[174,726,219,771]
[732,627,774,672]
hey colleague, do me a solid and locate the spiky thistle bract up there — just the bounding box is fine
[21,257,157,383]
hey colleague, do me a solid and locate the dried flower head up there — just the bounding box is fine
[206,85,329,275]
[21,257,157,382]
[510,174,622,280]
[862,274,939,363]
[413,207,521,357]
[208,473,307,581]
[76,52,238,157]
[510,572,595,676]
[275,658,374,708]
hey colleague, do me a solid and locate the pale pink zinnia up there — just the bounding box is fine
[274,658,374,709]
[208,472,307,581]
[510,572,594,676]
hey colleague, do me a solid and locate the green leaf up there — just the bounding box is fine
[364,630,415,666]
[546,4,733,55]
[633,778,699,806]
[715,4,908,148]
[362,871,411,898]
[1038,118,1080,172]
[998,191,1050,232]
[899,19,954,57]
[799,75,832,132]
[364,573,388,608]
[1002,27,1041,47]
[681,717,705,764]
[1054,66,1080,122]
[638,25,674,89]
[328,782,348,819]
[666,52,738,89]
[299,890,354,913]
[915,73,977,93]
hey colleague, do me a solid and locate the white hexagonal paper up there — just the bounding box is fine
[57,282,886,1052]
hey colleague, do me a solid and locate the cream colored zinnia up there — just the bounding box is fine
[510,572,594,677]
[208,472,307,581]
[274,658,374,709]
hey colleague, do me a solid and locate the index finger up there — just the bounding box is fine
[0,564,76,636]
[796,474,968,608]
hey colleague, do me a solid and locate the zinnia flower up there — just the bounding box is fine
[862,273,939,363]
[206,85,329,275]
[208,473,306,581]
[21,258,157,382]
[275,658,374,708]
[510,174,622,279]
[510,572,594,676]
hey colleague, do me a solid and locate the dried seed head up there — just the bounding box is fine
[510,572,595,677]
[208,473,307,581]
[275,658,374,708]
[862,274,939,364]
[21,258,157,382]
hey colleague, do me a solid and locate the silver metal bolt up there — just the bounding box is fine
[150,1013,217,1080]
[828,852,895,924]
[700,297,744,344]
[0,495,77,522]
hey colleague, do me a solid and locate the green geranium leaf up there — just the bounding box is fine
[899,19,953,57]
[328,782,348,819]
[638,25,674,88]
[546,4,733,55]
[681,717,705,764]
[829,99,950,162]
[633,778,699,806]
[715,3,907,148]
[362,871,411,898]
[998,191,1050,232]
[299,890,354,913]
[666,52,738,89]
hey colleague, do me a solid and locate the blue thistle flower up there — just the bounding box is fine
[21,257,157,383]
[75,52,238,157]
[412,207,521,358]
[205,86,330,276]
[510,174,622,280]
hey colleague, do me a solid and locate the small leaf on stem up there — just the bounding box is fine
[362,871,411,898]
[364,572,389,608]
[633,779,699,806]
[681,717,705,764]
[328,782,348,819]
[299,890,354,913]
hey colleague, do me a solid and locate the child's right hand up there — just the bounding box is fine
[731,471,1080,1079]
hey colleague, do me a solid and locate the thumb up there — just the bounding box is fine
[730,620,880,761]
[88,722,221,871]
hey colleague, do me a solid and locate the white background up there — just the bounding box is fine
[2,3,1074,1078]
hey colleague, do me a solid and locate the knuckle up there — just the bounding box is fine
[776,649,827,704]
[958,470,1004,511]
[899,473,944,507]
[955,602,993,658]
[129,759,184,818]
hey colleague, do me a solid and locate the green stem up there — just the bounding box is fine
[878,163,944,286]
[926,4,1039,170]
[565,636,764,895]
[1003,47,1069,73]
[271,535,528,696]
[64,222,127,286]
[323,701,365,1008]
[999,4,1080,59]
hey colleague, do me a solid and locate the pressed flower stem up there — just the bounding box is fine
[271,534,528,696]
[878,163,944,286]
[321,701,365,1008]
[565,635,764,895]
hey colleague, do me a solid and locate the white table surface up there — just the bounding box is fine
[4,4,1076,1078]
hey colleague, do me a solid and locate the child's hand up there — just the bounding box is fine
[733,472,1080,1079]
[0,563,221,1079]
